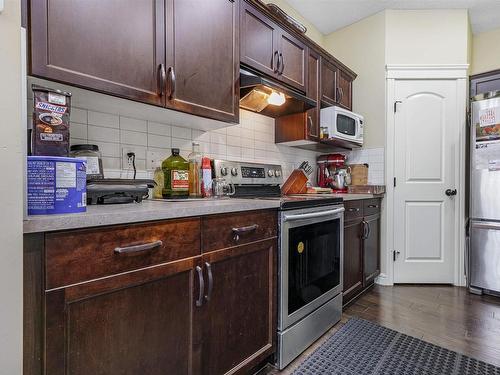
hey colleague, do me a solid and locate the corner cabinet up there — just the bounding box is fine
[24,210,278,375]
[29,0,239,123]
[342,198,381,306]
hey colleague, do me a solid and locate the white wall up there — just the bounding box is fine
[385,9,470,65]
[323,12,386,149]
[471,26,500,75]
[0,0,23,374]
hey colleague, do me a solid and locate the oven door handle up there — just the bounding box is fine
[283,207,345,222]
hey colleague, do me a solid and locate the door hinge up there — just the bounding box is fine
[393,177,396,187]
[394,100,402,113]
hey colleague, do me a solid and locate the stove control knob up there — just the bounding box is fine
[220,167,228,176]
[275,170,282,177]
[268,169,275,177]
[231,167,238,176]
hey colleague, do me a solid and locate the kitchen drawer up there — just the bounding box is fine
[363,198,381,216]
[45,218,201,289]
[344,200,364,221]
[202,210,277,252]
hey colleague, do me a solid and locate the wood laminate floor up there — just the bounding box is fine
[261,285,500,374]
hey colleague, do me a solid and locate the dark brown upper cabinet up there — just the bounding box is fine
[276,30,307,92]
[240,1,280,77]
[165,0,239,123]
[240,1,307,92]
[320,56,338,106]
[337,69,354,110]
[275,47,318,144]
[30,0,166,106]
[30,0,239,123]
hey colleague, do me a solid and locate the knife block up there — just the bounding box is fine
[281,169,308,195]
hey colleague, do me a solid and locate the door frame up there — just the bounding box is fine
[379,64,468,286]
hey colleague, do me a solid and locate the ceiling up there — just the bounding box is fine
[285,0,500,35]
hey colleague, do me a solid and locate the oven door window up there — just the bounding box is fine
[336,114,356,136]
[288,218,341,314]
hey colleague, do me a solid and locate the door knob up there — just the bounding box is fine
[445,189,457,196]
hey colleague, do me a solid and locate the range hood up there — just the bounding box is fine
[239,68,315,118]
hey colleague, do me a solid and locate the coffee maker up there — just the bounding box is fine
[317,154,351,193]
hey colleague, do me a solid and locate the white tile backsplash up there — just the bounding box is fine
[120,116,147,132]
[343,147,385,185]
[88,111,119,129]
[26,81,358,182]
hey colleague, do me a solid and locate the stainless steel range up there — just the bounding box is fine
[214,160,344,369]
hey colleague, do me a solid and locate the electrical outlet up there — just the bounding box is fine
[146,150,169,170]
[121,147,142,170]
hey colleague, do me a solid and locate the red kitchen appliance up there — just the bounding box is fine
[317,154,350,193]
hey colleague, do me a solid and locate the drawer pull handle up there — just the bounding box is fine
[205,262,213,302]
[348,208,360,212]
[368,205,379,208]
[232,224,259,241]
[196,266,204,307]
[114,240,163,254]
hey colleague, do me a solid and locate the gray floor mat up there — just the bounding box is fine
[292,318,500,375]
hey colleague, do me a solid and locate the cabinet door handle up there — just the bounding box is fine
[167,66,176,99]
[368,204,379,208]
[204,262,213,302]
[338,87,344,103]
[366,221,371,239]
[232,224,259,241]
[158,64,166,96]
[114,240,162,254]
[279,52,285,75]
[361,220,368,239]
[195,265,205,307]
[348,207,360,212]
[273,50,281,74]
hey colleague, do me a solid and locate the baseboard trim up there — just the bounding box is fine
[375,273,393,286]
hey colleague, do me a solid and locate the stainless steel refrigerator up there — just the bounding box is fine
[469,91,500,296]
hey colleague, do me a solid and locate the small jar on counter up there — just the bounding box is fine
[69,144,104,180]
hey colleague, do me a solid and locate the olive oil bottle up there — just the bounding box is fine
[162,148,189,198]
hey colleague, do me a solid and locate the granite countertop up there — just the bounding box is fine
[23,193,383,233]
[23,198,281,234]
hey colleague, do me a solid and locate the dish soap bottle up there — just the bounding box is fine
[188,142,202,197]
[162,148,189,198]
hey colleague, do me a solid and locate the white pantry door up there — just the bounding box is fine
[393,79,458,283]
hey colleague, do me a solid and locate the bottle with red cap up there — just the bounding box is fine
[201,157,213,198]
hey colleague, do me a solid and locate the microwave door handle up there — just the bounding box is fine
[284,207,345,222]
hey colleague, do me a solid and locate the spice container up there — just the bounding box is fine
[70,144,104,180]
[161,148,189,198]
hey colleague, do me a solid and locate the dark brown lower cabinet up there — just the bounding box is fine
[44,258,198,375]
[342,199,381,307]
[363,213,381,286]
[342,217,363,303]
[198,239,276,375]
[24,211,277,375]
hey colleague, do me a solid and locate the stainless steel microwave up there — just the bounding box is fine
[320,106,364,147]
